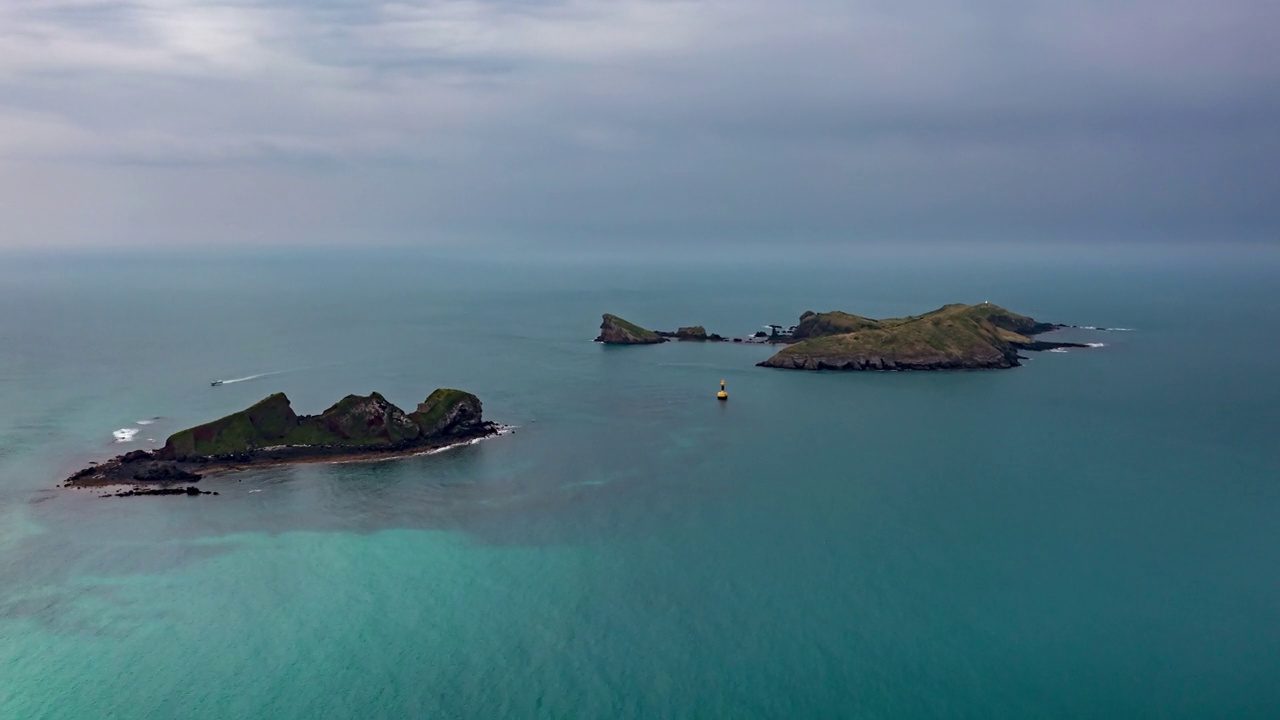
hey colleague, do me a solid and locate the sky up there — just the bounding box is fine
[0,0,1277,248]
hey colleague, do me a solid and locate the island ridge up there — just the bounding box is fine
[66,388,499,489]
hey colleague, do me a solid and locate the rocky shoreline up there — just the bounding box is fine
[65,423,505,491]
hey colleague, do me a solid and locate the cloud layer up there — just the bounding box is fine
[1,0,1277,246]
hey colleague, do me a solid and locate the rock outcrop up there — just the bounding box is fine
[67,388,499,488]
[411,389,485,437]
[595,314,666,344]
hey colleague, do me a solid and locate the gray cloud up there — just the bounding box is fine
[0,0,1277,247]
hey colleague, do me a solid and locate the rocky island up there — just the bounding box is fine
[66,388,500,491]
[596,314,666,344]
[759,303,1086,371]
[595,314,727,344]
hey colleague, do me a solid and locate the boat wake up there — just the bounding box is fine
[211,370,289,386]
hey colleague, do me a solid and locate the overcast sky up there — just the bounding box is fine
[1,0,1276,248]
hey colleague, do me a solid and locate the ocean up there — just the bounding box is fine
[1,243,1277,718]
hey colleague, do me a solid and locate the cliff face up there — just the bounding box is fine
[157,389,487,460]
[595,314,665,344]
[760,303,1066,372]
[311,392,421,445]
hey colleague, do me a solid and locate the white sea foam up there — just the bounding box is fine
[113,428,139,442]
[1086,342,1106,348]
[324,425,517,465]
[415,425,517,457]
[1048,348,1069,354]
[136,419,155,425]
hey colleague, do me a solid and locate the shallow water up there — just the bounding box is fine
[1,244,1278,718]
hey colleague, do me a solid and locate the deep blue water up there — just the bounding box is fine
[1,244,1278,718]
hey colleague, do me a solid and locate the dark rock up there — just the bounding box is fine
[1010,340,1089,352]
[111,485,214,498]
[314,392,420,444]
[131,463,203,482]
[67,465,99,481]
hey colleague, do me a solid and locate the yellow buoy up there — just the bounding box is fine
[717,379,728,401]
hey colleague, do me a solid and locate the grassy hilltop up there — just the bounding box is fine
[761,303,1063,371]
[595,314,666,344]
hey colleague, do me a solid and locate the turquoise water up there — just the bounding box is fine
[1,245,1278,718]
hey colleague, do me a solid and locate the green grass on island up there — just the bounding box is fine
[602,313,661,340]
[765,303,1059,370]
[411,389,477,433]
[159,389,483,460]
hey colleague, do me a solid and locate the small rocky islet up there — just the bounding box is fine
[594,314,738,344]
[595,302,1094,370]
[66,388,499,494]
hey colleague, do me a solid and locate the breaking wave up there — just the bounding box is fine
[416,425,517,457]
[113,428,139,442]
